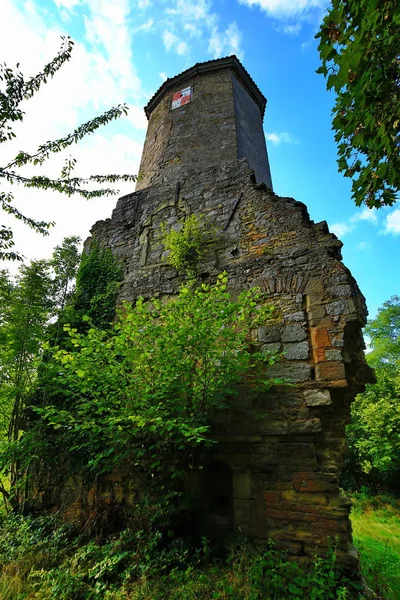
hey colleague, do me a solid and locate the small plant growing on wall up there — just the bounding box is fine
[161,214,217,276]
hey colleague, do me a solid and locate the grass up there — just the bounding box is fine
[0,514,356,600]
[351,495,400,600]
[1,496,400,600]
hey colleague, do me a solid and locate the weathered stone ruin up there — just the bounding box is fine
[85,56,374,565]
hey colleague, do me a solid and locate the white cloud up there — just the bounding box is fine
[126,104,148,130]
[350,207,378,224]
[328,207,380,240]
[357,241,372,251]
[330,223,355,237]
[239,0,327,36]
[384,208,400,235]
[238,0,326,18]
[162,29,189,55]
[83,0,142,94]
[166,0,214,24]
[265,132,297,145]
[162,0,244,59]
[162,29,175,50]
[209,21,243,59]
[133,18,154,33]
[281,23,302,35]
[159,71,168,81]
[54,0,82,10]
[2,131,142,270]
[184,23,201,37]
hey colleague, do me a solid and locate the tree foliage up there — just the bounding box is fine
[50,235,81,316]
[14,275,278,524]
[345,296,400,488]
[0,36,137,261]
[0,237,81,507]
[316,0,400,208]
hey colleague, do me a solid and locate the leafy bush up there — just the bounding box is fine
[161,214,218,276]
[0,513,361,600]
[12,275,279,528]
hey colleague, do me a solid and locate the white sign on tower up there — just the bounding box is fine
[172,87,192,109]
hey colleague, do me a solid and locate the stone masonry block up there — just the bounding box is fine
[266,362,311,383]
[283,312,305,322]
[259,325,281,343]
[308,305,326,325]
[281,491,328,506]
[293,473,337,493]
[259,421,288,435]
[281,324,307,342]
[284,341,309,360]
[262,342,281,355]
[314,347,326,362]
[304,277,324,294]
[311,328,330,348]
[303,389,332,407]
[326,300,348,316]
[315,362,346,382]
[290,419,322,434]
[325,349,343,361]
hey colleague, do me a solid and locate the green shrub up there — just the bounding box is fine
[161,214,218,276]
[18,275,278,530]
[0,514,362,600]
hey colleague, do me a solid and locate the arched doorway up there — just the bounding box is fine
[200,461,234,541]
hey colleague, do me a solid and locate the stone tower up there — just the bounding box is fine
[135,56,272,191]
[87,56,374,566]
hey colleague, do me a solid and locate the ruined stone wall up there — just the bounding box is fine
[87,159,374,565]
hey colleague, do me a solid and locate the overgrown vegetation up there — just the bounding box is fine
[7,273,279,530]
[0,512,359,600]
[0,237,123,509]
[161,214,218,276]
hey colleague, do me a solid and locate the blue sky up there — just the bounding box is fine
[0,0,399,319]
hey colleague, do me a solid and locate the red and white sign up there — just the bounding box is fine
[172,86,192,109]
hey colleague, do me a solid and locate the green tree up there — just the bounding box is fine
[0,36,137,261]
[0,237,83,507]
[316,0,400,209]
[345,296,400,488]
[50,235,81,315]
[0,261,52,506]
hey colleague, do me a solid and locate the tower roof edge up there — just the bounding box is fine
[144,55,267,119]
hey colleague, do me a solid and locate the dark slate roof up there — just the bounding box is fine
[144,55,267,119]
